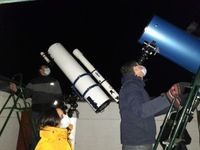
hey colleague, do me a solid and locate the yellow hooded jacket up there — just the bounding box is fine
[35,126,72,150]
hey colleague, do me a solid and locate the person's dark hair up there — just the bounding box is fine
[38,64,48,71]
[120,61,138,75]
[39,64,48,68]
[39,107,61,129]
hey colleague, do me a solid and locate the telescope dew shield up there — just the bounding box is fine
[139,15,200,74]
[73,49,119,102]
[48,43,111,112]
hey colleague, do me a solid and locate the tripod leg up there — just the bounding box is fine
[0,94,12,115]
[197,109,200,145]
[153,100,176,150]
[0,94,20,136]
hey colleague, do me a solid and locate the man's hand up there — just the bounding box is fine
[166,82,190,109]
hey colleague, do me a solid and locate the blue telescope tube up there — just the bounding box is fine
[139,15,200,74]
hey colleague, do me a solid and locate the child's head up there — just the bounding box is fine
[39,107,70,129]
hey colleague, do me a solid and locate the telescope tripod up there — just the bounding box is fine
[153,69,200,150]
[0,87,32,150]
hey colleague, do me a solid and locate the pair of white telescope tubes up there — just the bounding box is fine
[41,43,119,113]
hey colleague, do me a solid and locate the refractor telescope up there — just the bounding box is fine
[73,49,119,102]
[41,43,119,113]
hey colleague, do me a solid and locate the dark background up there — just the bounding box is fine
[0,0,199,97]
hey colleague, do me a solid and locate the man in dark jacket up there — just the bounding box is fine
[10,64,63,150]
[119,61,173,150]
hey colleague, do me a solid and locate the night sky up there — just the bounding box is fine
[0,0,199,97]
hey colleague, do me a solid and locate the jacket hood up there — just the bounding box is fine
[121,73,145,87]
[40,126,68,140]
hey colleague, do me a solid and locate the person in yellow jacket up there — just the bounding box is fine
[35,106,72,150]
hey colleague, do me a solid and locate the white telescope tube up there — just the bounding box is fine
[48,43,110,112]
[73,49,119,102]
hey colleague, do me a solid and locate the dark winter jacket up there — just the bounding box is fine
[23,75,63,112]
[119,73,170,146]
